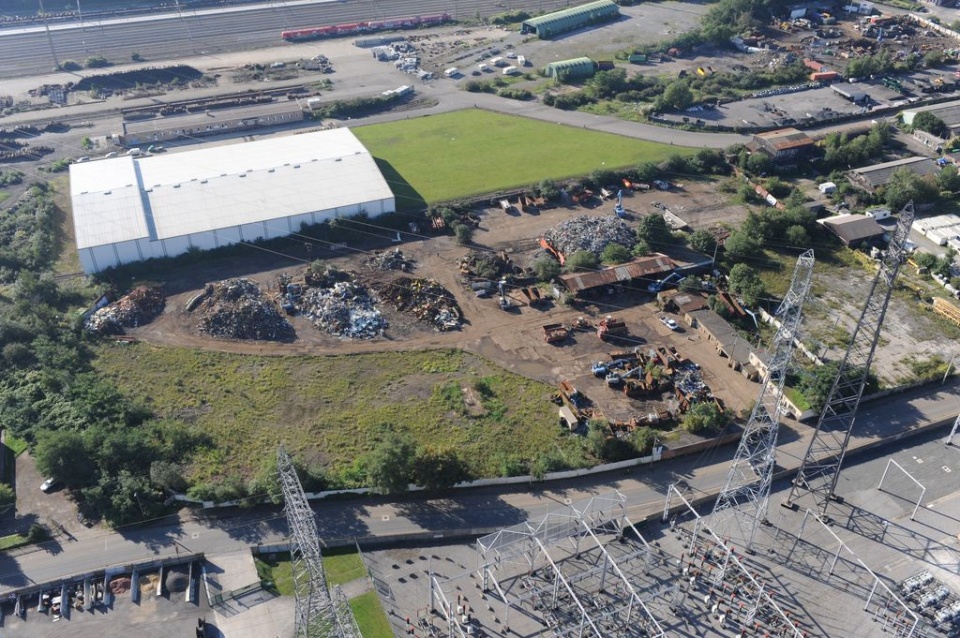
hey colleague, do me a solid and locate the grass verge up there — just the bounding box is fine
[3,434,28,457]
[255,552,295,596]
[354,109,695,206]
[323,547,366,586]
[349,590,393,638]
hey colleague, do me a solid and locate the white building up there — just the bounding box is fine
[70,129,395,274]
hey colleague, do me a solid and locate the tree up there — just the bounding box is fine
[631,239,650,257]
[912,111,949,139]
[635,214,673,249]
[689,229,717,255]
[884,169,939,211]
[453,223,473,245]
[785,225,810,247]
[149,460,187,493]
[728,263,765,306]
[682,401,727,434]
[723,229,763,260]
[745,152,773,176]
[656,79,693,112]
[85,54,110,68]
[601,243,631,265]
[565,250,598,272]
[679,277,701,293]
[532,256,561,282]
[131,52,144,62]
[937,164,960,193]
[365,431,416,494]
[34,430,98,487]
[414,446,471,490]
[538,179,560,201]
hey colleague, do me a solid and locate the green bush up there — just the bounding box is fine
[565,250,598,272]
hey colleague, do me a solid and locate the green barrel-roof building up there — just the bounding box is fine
[521,0,620,39]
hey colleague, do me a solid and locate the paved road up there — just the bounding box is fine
[0,378,957,596]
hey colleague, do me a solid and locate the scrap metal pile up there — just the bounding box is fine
[193,278,294,341]
[300,280,387,339]
[365,248,414,272]
[458,250,516,280]
[373,276,461,331]
[543,216,635,257]
[85,285,166,335]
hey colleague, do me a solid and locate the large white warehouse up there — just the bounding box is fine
[70,128,396,274]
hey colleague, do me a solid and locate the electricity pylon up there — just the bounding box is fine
[710,250,814,550]
[278,446,362,638]
[783,203,915,516]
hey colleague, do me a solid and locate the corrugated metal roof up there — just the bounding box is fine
[557,253,675,293]
[70,128,393,249]
[849,156,938,188]
[821,214,885,244]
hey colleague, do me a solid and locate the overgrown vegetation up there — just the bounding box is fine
[0,184,59,281]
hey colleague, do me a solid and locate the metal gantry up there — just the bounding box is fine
[473,492,665,638]
[710,249,814,550]
[784,203,915,516]
[278,445,361,638]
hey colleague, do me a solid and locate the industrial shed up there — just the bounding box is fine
[848,156,938,191]
[902,99,960,136]
[521,0,619,39]
[820,213,885,246]
[543,57,596,80]
[70,128,395,274]
[557,253,675,294]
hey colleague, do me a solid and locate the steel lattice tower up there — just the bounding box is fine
[710,250,814,550]
[278,446,362,638]
[783,203,915,516]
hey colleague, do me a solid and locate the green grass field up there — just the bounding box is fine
[353,109,695,207]
[349,590,393,638]
[93,345,587,485]
[323,548,366,586]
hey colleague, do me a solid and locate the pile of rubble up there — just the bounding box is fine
[365,248,414,272]
[374,277,462,331]
[458,250,515,280]
[543,216,635,257]
[300,281,387,339]
[85,285,166,335]
[193,278,294,341]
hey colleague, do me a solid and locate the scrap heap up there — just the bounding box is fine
[542,216,635,258]
[194,278,294,341]
[365,248,414,272]
[373,276,462,331]
[458,250,515,280]
[85,285,166,335]
[300,280,387,339]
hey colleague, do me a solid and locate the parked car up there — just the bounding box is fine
[40,477,59,493]
[660,315,679,331]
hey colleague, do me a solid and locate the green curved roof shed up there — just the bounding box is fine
[543,57,596,79]
[521,0,620,39]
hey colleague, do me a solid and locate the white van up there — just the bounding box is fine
[502,65,519,76]
[443,67,459,78]
[126,148,142,156]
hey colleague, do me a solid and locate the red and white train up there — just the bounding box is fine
[281,13,451,42]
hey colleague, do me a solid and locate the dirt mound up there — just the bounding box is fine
[194,278,294,341]
[85,284,166,335]
[373,277,461,331]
